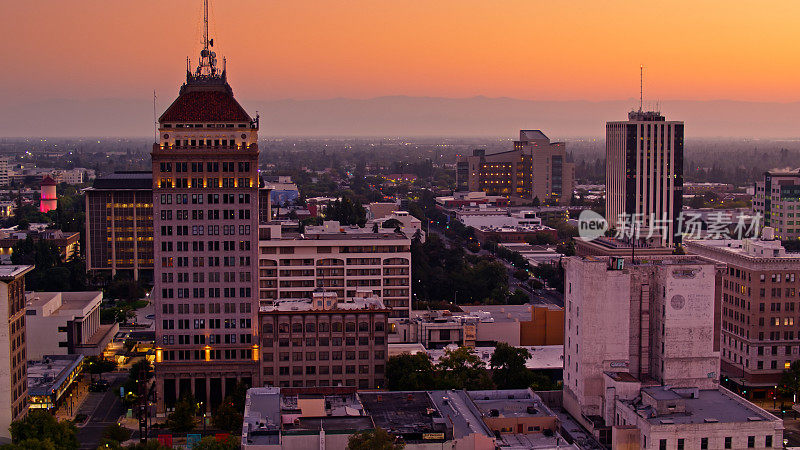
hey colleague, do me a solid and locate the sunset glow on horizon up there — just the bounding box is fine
[3,0,800,105]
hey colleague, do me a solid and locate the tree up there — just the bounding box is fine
[85,356,116,381]
[106,275,145,302]
[386,353,436,391]
[347,428,404,450]
[532,196,541,207]
[490,343,533,389]
[436,347,494,390]
[102,423,131,443]
[507,289,529,305]
[0,438,57,450]
[212,398,243,433]
[167,394,198,432]
[8,410,78,450]
[780,360,800,402]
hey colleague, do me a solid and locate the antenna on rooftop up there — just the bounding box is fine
[639,64,643,112]
[153,90,158,143]
[195,0,219,77]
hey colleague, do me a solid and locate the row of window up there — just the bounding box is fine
[160,286,252,299]
[263,321,385,333]
[264,350,386,362]
[159,162,251,173]
[159,224,251,237]
[265,336,386,347]
[158,177,252,189]
[162,318,252,330]
[160,255,251,268]
[160,209,251,221]
[265,364,382,376]
[161,333,252,345]
[159,193,253,205]
[161,271,252,283]
[656,434,772,449]
[161,302,252,315]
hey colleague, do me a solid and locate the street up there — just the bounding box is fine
[76,373,127,450]
[429,225,564,308]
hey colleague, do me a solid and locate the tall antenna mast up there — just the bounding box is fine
[639,64,643,112]
[194,0,218,77]
[203,0,209,52]
[153,90,158,143]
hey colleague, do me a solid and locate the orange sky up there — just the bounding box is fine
[3,0,800,104]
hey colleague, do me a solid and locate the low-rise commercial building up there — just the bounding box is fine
[27,354,83,411]
[242,387,573,450]
[0,228,80,263]
[258,292,389,390]
[611,384,782,450]
[24,291,118,360]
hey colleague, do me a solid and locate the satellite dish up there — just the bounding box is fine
[201,49,209,58]
[210,51,216,58]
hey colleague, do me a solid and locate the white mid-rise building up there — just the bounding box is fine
[561,255,782,448]
[258,221,412,317]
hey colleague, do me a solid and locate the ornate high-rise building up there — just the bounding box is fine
[152,23,260,411]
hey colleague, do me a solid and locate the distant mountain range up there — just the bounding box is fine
[3,96,800,138]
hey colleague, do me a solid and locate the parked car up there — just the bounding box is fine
[89,379,110,392]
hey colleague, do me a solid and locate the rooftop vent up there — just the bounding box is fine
[704,418,718,423]
[747,417,763,422]
[659,419,674,424]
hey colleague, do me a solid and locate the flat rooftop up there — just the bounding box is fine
[26,291,102,313]
[428,390,493,439]
[632,387,780,425]
[359,392,447,436]
[242,387,281,447]
[0,265,33,280]
[469,389,554,419]
[27,354,83,396]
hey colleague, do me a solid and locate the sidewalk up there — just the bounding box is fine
[54,376,90,421]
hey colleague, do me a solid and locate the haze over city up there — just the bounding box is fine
[4,0,800,137]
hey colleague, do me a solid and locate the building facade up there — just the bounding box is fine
[258,293,389,390]
[84,171,154,281]
[152,46,261,412]
[686,235,800,394]
[562,256,720,442]
[0,266,33,441]
[258,221,412,318]
[606,111,684,247]
[24,291,117,360]
[457,130,574,205]
[753,170,800,240]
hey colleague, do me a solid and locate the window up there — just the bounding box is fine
[700,438,708,450]
[659,439,666,450]
[766,435,773,447]
[677,439,684,450]
[748,436,755,448]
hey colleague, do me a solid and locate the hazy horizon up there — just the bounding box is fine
[4,95,800,139]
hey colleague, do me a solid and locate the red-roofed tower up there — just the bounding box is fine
[152,2,260,413]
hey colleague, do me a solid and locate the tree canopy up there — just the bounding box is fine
[347,427,404,450]
[7,410,78,450]
[490,342,533,389]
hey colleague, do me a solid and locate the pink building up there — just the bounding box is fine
[40,176,57,213]
[152,39,260,411]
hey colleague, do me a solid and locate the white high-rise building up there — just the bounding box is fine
[606,111,684,247]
